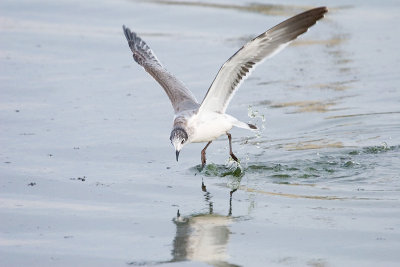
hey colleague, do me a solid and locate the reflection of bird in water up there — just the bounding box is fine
[171,184,238,266]
[172,213,235,266]
[126,183,238,266]
[122,7,327,166]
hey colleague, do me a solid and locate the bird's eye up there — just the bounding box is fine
[181,140,185,144]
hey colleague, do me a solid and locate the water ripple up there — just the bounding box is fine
[191,145,400,186]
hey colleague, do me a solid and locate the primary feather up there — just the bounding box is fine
[123,25,199,113]
[198,7,328,114]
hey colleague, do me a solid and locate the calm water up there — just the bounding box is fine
[1,0,399,266]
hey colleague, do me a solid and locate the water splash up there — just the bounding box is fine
[193,163,244,178]
[191,145,399,183]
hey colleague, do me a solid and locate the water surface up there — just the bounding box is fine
[1,0,399,266]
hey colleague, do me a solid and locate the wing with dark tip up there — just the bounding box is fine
[198,7,328,114]
[123,25,199,114]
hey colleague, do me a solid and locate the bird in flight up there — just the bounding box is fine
[123,7,327,167]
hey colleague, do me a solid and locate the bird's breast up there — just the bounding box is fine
[187,112,233,143]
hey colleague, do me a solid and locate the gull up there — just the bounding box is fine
[123,7,327,166]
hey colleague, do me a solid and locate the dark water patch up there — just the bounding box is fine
[271,174,291,179]
[193,163,244,178]
[323,168,335,173]
[305,167,318,172]
[348,150,360,155]
[248,163,298,173]
[192,157,359,181]
[342,160,357,168]
[191,145,400,183]
[298,173,320,178]
[246,164,274,171]
[348,144,398,155]
[363,144,393,154]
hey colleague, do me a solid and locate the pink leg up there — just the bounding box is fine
[227,132,239,162]
[201,141,212,167]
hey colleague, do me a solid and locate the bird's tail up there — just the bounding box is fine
[232,120,257,130]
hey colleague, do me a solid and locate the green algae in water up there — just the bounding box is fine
[247,165,275,171]
[298,173,320,178]
[275,181,290,184]
[343,161,356,168]
[323,168,335,173]
[191,145,397,181]
[271,174,291,179]
[348,150,360,155]
[195,163,244,178]
[305,167,318,172]
[363,145,390,154]
[349,144,398,155]
[223,166,243,177]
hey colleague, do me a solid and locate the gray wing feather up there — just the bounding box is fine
[198,7,328,114]
[123,26,199,114]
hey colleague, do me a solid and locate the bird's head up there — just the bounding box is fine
[170,127,188,161]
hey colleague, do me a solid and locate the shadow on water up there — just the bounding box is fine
[128,182,239,267]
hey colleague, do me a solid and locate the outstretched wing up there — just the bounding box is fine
[198,7,328,114]
[123,26,199,114]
